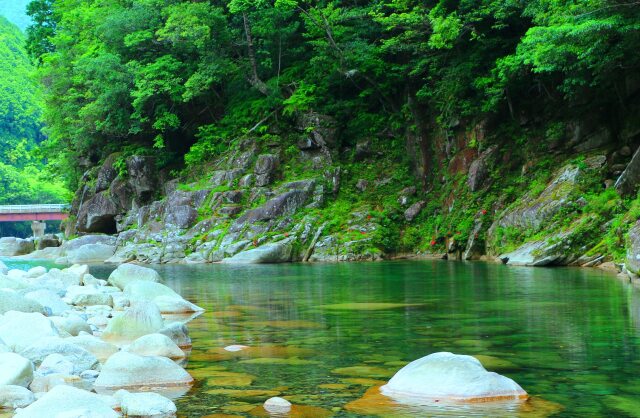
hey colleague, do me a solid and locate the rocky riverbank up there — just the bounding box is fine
[0,260,201,417]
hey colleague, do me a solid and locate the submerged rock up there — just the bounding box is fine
[108,263,162,290]
[94,351,193,389]
[224,345,249,352]
[380,352,527,402]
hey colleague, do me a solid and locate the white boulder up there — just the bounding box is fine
[0,312,59,352]
[380,352,527,402]
[25,290,71,316]
[264,397,292,414]
[0,385,35,408]
[25,266,47,278]
[124,281,203,313]
[116,389,177,417]
[66,244,116,264]
[20,337,99,374]
[37,354,75,376]
[0,353,34,387]
[94,351,193,389]
[126,334,185,360]
[0,291,46,315]
[51,315,92,336]
[70,292,113,307]
[108,263,161,290]
[159,322,191,348]
[102,302,164,343]
[67,335,119,363]
[14,385,118,418]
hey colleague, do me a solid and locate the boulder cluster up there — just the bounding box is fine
[0,260,202,417]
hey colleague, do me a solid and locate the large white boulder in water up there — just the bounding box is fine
[102,302,164,344]
[94,351,193,389]
[124,281,202,313]
[0,312,59,352]
[14,385,118,418]
[108,263,161,290]
[0,353,34,387]
[380,352,527,402]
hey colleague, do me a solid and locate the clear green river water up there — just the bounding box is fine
[6,259,640,417]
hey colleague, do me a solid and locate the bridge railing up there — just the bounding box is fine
[0,204,71,214]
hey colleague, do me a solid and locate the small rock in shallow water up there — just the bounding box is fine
[264,396,292,413]
[224,345,249,352]
[117,389,177,417]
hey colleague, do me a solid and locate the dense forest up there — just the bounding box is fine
[27,0,639,175]
[7,0,640,262]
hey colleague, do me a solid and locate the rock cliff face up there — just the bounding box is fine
[61,103,640,270]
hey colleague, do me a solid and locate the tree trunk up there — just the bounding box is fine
[242,13,269,95]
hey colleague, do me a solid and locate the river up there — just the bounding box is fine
[4,259,640,417]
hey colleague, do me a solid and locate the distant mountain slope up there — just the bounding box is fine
[0,0,31,30]
[0,15,43,165]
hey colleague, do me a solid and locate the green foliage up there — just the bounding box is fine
[0,16,70,238]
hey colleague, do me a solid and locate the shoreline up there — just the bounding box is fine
[0,260,203,416]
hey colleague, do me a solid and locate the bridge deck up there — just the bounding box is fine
[0,205,70,222]
[0,204,70,214]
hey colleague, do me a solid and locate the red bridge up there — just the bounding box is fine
[0,205,70,222]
